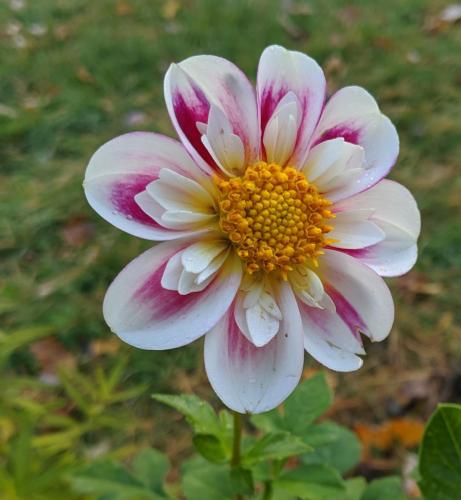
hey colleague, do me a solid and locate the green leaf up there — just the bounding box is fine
[132,449,169,495]
[302,422,362,473]
[230,466,254,496]
[419,403,461,500]
[273,463,345,500]
[70,460,164,499]
[193,434,228,463]
[343,477,367,500]
[181,457,234,500]
[243,432,311,465]
[152,394,220,436]
[251,373,333,436]
[362,477,405,500]
[284,373,333,434]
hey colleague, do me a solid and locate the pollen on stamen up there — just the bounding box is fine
[214,161,335,279]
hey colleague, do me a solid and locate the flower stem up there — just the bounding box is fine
[231,411,242,467]
[231,411,243,500]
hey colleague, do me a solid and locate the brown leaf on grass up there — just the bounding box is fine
[116,1,134,16]
[90,338,121,357]
[76,66,95,84]
[30,337,76,383]
[61,215,94,247]
[424,5,461,34]
[162,0,181,20]
[395,271,443,296]
[355,417,424,456]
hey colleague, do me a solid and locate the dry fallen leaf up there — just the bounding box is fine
[355,417,424,456]
[30,337,77,384]
[116,1,134,16]
[162,0,181,20]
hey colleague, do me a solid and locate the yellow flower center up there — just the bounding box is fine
[215,162,335,279]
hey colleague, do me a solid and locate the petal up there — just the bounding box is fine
[329,209,385,249]
[298,249,395,372]
[290,267,335,311]
[257,45,326,167]
[334,180,421,276]
[303,138,369,202]
[263,92,300,166]
[311,86,399,197]
[318,249,395,342]
[164,56,259,174]
[84,132,207,240]
[181,240,229,273]
[147,169,216,212]
[103,241,242,350]
[299,299,364,373]
[201,105,245,176]
[204,281,304,413]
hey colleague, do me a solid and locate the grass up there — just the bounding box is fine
[1,0,461,495]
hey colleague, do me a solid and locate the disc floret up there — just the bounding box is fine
[215,162,335,278]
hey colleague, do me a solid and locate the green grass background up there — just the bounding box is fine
[1,0,460,496]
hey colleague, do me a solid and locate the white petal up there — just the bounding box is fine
[300,301,364,373]
[329,210,385,249]
[202,105,245,176]
[303,139,367,200]
[245,302,280,347]
[263,92,300,166]
[333,180,421,276]
[310,86,399,198]
[290,267,334,311]
[181,240,229,273]
[319,249,395,342]
[103,241,242,350]
[196,248,230,285]
[257,45,326,166]
[164,57,259,174]
[204,281,304,413]
[84,132,207,240]
[147,169,215,212]
[177,268,214,295]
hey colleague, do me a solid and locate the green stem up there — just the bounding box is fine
[231,411,243,500]
[231,411,242,467]
[262,480,273,500]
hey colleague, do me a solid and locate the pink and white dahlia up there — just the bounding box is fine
[84,46,420,413]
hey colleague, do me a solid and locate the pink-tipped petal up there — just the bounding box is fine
[84,132,208,240]
[299,248,395,371]
[257,45,326,166]
[333,180,421,276]
[204,281,304,414]
[311,86,399,196]
[164,56,259,174]
[103,241,242,350]
[317,249,395,343]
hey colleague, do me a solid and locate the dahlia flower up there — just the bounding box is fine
[84,45,420,413]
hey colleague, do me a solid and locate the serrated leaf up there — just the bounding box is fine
[419,403,461,500]
[302,422,361,473]
[362,476,405,500]
[243,432,311,465]
[152,394,220,436]
[193,434,228,463]
[132,449,169,494]
[273,463,345,500]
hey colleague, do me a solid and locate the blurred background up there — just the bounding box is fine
[1,0,460,497]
